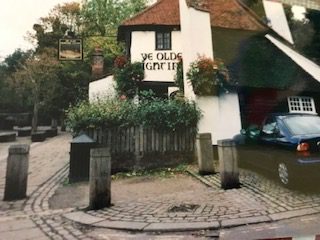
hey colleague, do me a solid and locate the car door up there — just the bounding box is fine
[258,116,282,171]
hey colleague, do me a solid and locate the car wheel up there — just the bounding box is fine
[278,162,291,186]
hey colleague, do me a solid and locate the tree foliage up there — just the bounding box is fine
[29,2,82,53]
[0,49,33,112]
[237,36,307,89]
[22,2,91,126]
[301,10,320,64]
[80,0,147,74]
[81,0,147,36]
[1,0,148,128]
[11,49,60,132]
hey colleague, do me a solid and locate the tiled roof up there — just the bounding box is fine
[121,0,266,31]
[122,0,180,26]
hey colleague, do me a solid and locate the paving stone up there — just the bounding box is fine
[93,220,149,230]
[144,221,220,232]
[0,226,48,239]
[64,212,105,225]
[4,135,320,236]
[221,216,271,228]
[0,218,37,232]
[269,208,319,221]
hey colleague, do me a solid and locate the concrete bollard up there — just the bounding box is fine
[4,144,30,201]
[196,133,215,175]
[89,147,111,210]
[218,139,240,190]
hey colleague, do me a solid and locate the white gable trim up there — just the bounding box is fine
[263,0,294,44]
[266,34,320,83]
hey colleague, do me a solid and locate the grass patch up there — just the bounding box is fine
[62,177,70,186]
[111,164,189,180]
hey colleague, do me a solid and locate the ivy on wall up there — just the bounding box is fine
[113,56,145,98]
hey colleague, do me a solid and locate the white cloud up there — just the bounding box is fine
[0,0,79,59]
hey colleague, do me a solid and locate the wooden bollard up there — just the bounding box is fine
[4,144,30,201]
[218,139,240,190]
[196,133,215,175]
[89,148,111,210]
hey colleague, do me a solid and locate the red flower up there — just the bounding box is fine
[114,55,128,69]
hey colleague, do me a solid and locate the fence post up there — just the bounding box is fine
[4,144,30,201]
[89,147,111,210]
[218,139,240,190]
[134,126,143,170]
[196,133,215,175]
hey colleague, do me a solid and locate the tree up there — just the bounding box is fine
[285,9,320,64]
[0,49,33,112]
[26,2,90,127]
[81,0,147,36]
[80,0,147,74]
[29,2,82,53]
[302,10,320,64]
[2,0,148,130]
[290,20,315,50]
[12,49,59,133]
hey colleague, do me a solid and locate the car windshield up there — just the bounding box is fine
[283,115,320,135]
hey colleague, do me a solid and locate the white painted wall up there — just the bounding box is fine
[178,0,241,144]
[130,31,182,82]
[86,0,242,144]
[89,75,116,102]
[217,93,242,141]
[179,0,214,100]
[196,93,242,144]
[168,86,180,97]
[196,96,220,144]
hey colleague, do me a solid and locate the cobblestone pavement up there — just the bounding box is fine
[0,133,96,240]
[2,131,320,239]
[64,167,320,233]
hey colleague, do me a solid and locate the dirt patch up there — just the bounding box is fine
[49,174,208,209]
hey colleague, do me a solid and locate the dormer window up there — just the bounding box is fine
[156,31,171,50]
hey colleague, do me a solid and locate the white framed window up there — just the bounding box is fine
[287,96,316,114]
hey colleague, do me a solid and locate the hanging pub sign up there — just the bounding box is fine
[58,38,83,61]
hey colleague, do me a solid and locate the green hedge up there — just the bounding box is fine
[66,96,201,133]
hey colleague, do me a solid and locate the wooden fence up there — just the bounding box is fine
[86,126,196,155]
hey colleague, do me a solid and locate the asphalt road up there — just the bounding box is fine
[219,213,320,240]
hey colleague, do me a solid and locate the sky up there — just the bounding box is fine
[0,0,79,60]
[0,0,306,62]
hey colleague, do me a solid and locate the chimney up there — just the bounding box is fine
[91,48,104,79]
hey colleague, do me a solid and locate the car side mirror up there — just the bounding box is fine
[274,127,284,138]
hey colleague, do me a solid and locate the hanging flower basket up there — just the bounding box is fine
[186,56,230,96]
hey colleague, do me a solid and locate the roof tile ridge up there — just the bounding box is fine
[186,0,210,13]
[122,0,168,25]
[235,0,268,30]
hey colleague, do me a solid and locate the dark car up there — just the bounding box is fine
[237,113,320,187]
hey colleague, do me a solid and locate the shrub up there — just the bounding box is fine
[66,99,137,133]
[66,95,201,133]
[137,94,201,131]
